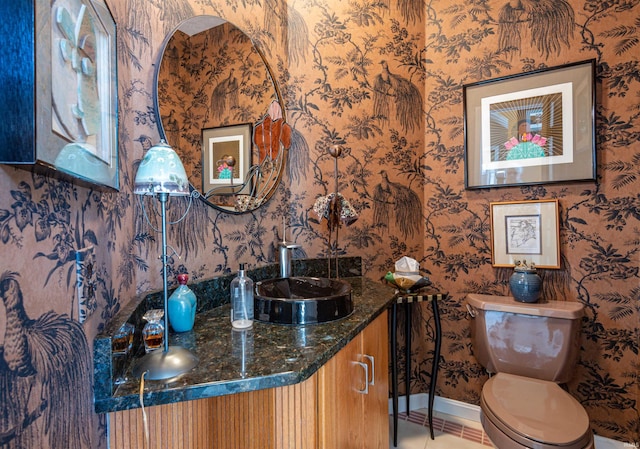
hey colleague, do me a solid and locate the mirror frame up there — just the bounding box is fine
[153,16,288,214]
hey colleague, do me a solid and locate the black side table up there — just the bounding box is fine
[390,291,445,446]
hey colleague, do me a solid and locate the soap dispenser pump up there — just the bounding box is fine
[231,264,254,329]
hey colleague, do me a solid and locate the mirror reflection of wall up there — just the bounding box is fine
[156,19,278,202]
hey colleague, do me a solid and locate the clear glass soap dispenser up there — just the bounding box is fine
[231,264,254,329]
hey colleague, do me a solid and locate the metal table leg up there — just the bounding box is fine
[405,301,411,417]
[427,296,442,440]
[391,302,398,447]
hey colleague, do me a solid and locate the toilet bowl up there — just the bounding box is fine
[467,294,594,449]
[480,373,594,449]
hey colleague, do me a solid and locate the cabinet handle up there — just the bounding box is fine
[353,361,369,394]
[362,354,375,386]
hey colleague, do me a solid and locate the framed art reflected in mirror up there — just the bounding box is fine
[464,60,595,190]
[202,123,252,197]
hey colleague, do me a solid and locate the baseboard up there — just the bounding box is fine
[389,392,481,422]
[389,394,627,448]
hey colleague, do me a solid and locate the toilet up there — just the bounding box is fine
[467,294,594,449]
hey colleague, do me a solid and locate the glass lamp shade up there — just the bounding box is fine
[134,140,189,196]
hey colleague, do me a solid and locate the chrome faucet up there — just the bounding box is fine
[278,240,301,278]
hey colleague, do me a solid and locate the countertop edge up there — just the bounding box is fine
[94,370,306,414]
[95,277,395,414]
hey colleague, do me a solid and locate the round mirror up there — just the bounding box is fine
[154,16,290,214]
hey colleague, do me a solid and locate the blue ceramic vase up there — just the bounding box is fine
[509,262,542,303]
[168,274,197,332]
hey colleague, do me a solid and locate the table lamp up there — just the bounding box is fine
[132,140,198,380]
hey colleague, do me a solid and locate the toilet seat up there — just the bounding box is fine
[481,373,593,449]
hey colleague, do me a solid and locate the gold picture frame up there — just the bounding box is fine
[490,199,560,269]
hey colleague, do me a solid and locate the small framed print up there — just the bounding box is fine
[202,123,252,195]
[490,199,560,269]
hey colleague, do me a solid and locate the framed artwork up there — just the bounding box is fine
[0,0,119,190]
[490,199,560,269]
[464,60,595,189]
[202,123,252,195]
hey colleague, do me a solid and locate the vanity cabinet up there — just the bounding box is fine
[317,309,389,448]
[107,311,389,449]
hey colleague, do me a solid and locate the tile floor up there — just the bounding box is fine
[390,407,628,449]
[390,409,492,449]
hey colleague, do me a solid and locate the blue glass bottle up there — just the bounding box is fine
[168,274,197,332]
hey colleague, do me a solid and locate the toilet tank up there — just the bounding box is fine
[467,293,584,383]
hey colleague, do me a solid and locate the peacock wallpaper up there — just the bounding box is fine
[0,0,638,447]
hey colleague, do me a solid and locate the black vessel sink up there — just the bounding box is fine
[254,277,353,325]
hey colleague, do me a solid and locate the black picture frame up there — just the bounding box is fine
[464,60,596,190]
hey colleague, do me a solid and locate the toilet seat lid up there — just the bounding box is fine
[482,373,590,446]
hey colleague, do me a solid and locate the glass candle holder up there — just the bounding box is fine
[112,322,135,355]
[142,309,165,353]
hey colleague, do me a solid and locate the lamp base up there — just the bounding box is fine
[132,346,199,381]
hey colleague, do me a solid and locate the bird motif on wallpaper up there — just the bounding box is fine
[163,109,181,149]
[127,0,193,47]
[377,0,422,23]
[135,134,153,152]
[399,0,423,24]
[211,69,239,122]
[373,170,422,238]
[264,0,309,65]
[152,0,194,28]
[498,0,575,58]
[287,127,310,185]
[0,272,92,448]
[373,61,423,133]
[163,42,181,76]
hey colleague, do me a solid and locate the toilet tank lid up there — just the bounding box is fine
[467,294,584,319]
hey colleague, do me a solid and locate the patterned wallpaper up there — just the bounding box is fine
[0,0,637,447]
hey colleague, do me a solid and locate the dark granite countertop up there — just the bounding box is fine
[94,266,396,413]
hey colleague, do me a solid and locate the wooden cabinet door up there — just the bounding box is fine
[318,331,364,449]
[361,310,389,448]
[318,311,389,449]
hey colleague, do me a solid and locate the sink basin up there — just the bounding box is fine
[254,277,353,325]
